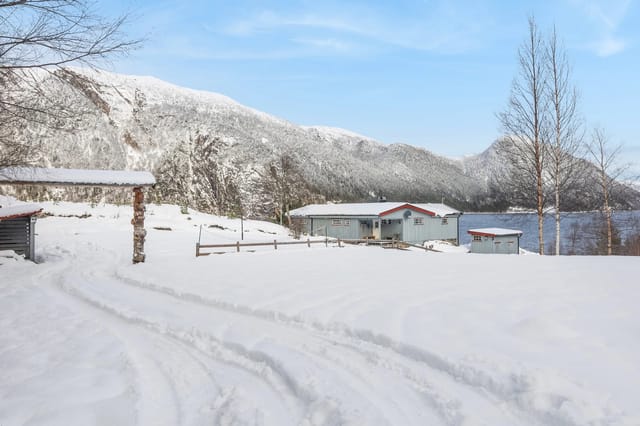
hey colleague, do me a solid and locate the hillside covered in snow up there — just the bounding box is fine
[7,68,639,217]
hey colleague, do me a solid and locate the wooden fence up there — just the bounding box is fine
[196,237,438,256]
[196,237,332,256]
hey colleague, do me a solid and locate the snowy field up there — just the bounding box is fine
[2,200,640,425]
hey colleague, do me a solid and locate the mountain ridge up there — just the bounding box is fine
[4,67,638,217]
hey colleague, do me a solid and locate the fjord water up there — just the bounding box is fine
[459,211,640,253]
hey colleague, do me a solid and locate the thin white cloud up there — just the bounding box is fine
[291,38,354,53]
[224,10,362,37]
[571,0,631,56]
[221,3,491,55]
[590,35,626,57]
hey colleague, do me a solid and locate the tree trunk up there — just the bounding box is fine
[599,160,613,255]
[606,207,612,255]
[604,189,612,256]
[555,181,561,255]
[132,187,146,263]
[537,150,545,255]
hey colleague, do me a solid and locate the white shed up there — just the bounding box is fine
[468,228,522,254]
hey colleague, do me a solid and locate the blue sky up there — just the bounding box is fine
[103,0,639,172]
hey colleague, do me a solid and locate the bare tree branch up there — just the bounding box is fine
[547,25,585,255]
[587,128,630,255]
[498,15,549,254]
[0,0,140,167]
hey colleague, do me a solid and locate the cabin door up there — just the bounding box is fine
[372,219,381,239]
[359,220,373,239]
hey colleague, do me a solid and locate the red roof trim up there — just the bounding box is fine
[467,230,521,237]
[0,208,43,221]
[379,203,436,217]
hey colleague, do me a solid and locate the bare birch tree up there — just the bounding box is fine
[499,16,548,254]
[587,128,628,255]
[0,0,138,167]
[546,26,584,255]
[263,153,298,226]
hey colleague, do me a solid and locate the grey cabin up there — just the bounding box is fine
[468,228,522,254]
[289,202,462,245]
[0,204,43,260]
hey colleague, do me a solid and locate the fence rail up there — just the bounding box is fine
[195,237,439,256]
[196,237,332,256]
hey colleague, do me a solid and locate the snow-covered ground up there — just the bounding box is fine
[2,200,640,425]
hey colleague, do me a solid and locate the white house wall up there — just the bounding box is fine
[308,217,363,239]
[401,215,458,244]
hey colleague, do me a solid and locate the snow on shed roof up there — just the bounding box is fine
[0,167,156,187]
[290,202,460,218]
[468,228,523,237]
[0,204,43,220]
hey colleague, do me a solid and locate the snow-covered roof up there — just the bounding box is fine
[468,228,523,237]
[0,204,43,220]
[289,202,460,218]
[412,203,461,217]
[0,167,155,187]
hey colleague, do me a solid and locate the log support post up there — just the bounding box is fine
[132,187,147,263]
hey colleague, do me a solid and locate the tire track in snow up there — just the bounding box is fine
[112,271,531,425]
[47,240,450,424]
[115,269,619,426]
[43,244,305,425]
[63,270,431,425]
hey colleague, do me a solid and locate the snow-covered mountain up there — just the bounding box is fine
[7,68,638,217]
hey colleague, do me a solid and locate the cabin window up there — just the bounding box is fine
[413,217,424,225]
[343,219,350,226]
[473,235,482,241]
[332,219,342,226]
[441,217,448,225]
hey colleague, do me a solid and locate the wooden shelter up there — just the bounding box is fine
[0,167,156,263]
[0,204,43,260]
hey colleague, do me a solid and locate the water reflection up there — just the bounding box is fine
[459,211,640,254]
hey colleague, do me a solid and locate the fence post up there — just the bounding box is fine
[274,239,278,250]
[196,242,200,257]
[325,236,328,247]
[338,238,342,248]
[307,238,310,248]
[236,241,240,252]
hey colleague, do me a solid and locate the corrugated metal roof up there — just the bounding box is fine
[0,167,156,187]
[468,228,523,237]
[290,202,460,218]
